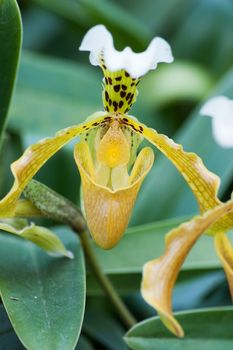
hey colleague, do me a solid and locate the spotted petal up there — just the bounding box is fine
[74,141,154,249]
[142,199,233,337]
[121,115,233,233]
[0,218,72,258]
[0,112,108,217]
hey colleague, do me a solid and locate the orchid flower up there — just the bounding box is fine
[1,24,232,254]
[142,96,233,337]
[200,96,233,148]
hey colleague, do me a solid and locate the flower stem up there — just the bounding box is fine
[78,228,137,328]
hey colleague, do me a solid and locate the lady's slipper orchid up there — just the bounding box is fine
[1,25,232,253]
[200,96,233,148]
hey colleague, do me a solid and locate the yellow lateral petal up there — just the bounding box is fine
[215,232,233,299]
[0,218,72,258]
[74,143,154,249]
[0,112,109,217]
[120,115,233,233]
[141,199,233,337]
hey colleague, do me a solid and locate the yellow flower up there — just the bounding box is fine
[1,25,233,254]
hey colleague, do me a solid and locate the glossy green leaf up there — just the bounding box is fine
[0,229,85,350]
[0,0,22,146]
[125,307,233,350]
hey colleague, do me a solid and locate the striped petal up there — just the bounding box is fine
[215,232,233,299]
[74,142,154,249]
[0,112,108,217]
[142,199,233,337]
[120,115,233,233]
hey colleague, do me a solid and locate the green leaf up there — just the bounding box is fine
[125,307,233,350]
[0,0,22,147]
[0,228,85,350]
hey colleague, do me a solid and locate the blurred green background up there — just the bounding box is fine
[2,0,233,349]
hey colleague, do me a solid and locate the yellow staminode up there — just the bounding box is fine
[97,120,130,168]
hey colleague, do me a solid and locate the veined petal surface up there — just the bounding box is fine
[142,199,233,337]
[0,112,108,217]
[120,115,233,233]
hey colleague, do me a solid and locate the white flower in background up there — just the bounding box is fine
[200,96,233,148]
[79,24,173,78]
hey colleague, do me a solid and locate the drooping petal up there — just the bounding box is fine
[215,232,233,299]
[119,115,233,233]
[0,112,109,217]
[200,96,233,148]
[79,24,173,79]
[74,142,154,249]
[141,199,233,337]
[0,218,72,258]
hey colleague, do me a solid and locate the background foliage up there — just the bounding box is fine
[1,0,233,349]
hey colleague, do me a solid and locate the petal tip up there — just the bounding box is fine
[79,25,173,77]
[65,250,74,259]
[79,24,112,52]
